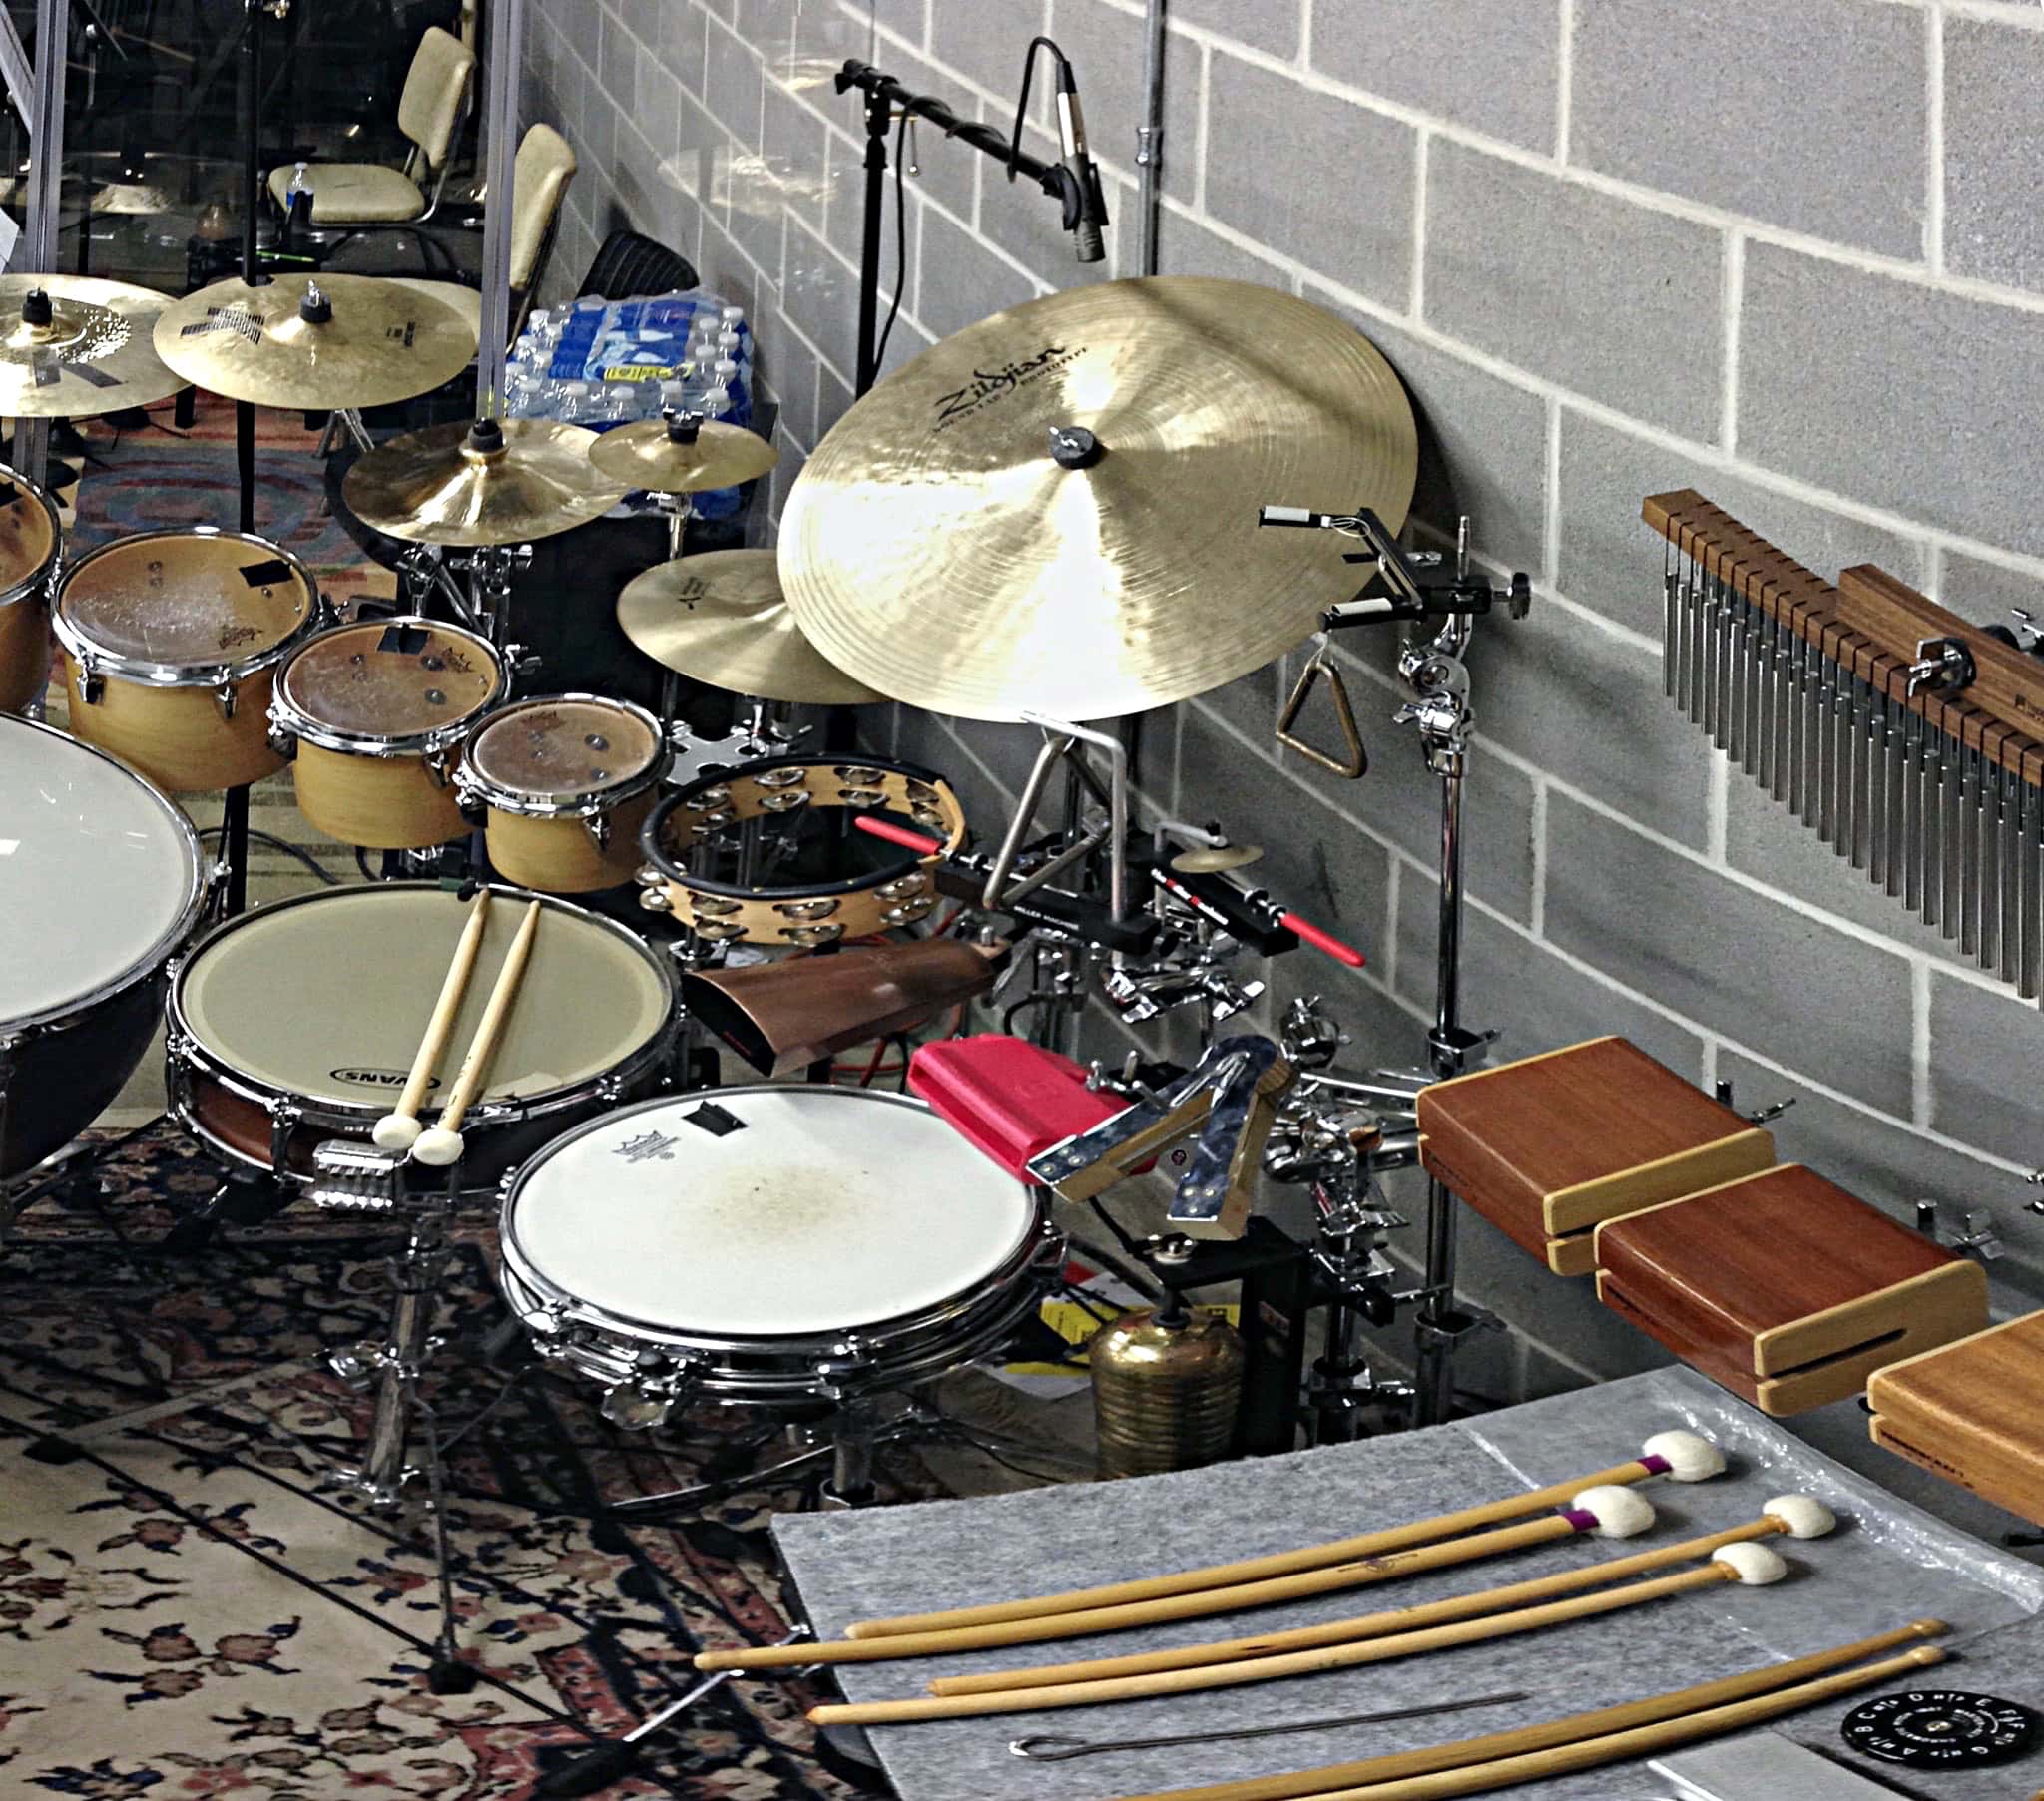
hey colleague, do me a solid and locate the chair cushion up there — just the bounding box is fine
[266,161,425,224]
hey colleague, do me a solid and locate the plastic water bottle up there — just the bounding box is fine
[284,161,314,231]
[552,377,590,423]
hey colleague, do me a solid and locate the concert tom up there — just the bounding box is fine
[638,753,967,944]
[455,694,670,893]
[268,616,503,848]
[54,528,321,790]
[0,463,61,713]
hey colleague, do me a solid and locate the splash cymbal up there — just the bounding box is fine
[1171,843,1265,874]
[778,276,1417,723]
[588,417,779,493]
[0,274,188,417]
[154,273,475,411]
[617,550,884,705]
[344,418,628,548]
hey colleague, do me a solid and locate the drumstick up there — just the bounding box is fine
[1109,1638,1947,1801]
[804,1544,1791,1727]
[930,1495,1836,1696]
[1101,1620,1946,1801]
[841,1430,1723,1639]
[412,899,542,1167]
[693,1486,1659,1673]
[372,888,492,1152]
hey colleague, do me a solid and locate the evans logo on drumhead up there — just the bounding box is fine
[933,343,1076,430]
[330,1067,439,1090]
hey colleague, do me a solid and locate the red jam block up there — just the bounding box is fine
[909,1035,1128,1181]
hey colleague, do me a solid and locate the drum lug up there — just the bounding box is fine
[77,656,103,705]
[264,1097,301,1176]
[264,708,296,760]
[214,679,238,722]
[596,1073,627,1105]
[586,812,611,852]
[452,778,485,825]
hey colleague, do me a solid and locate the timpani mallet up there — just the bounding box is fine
[411,899,543,1168]
[372,888,493,1153]
[839,1428,1725,1639]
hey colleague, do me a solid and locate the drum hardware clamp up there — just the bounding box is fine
[1913,1198,2006,1261]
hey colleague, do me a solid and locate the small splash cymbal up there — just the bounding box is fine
[589,416,779,493]
[1171,843,1265,874]
[344,417,628,548]
[0,274,188,417]
[617,550,884,705]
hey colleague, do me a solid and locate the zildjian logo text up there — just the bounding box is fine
[933,344,1076,429]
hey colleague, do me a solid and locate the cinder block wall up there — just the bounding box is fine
[523,1,2044,1424]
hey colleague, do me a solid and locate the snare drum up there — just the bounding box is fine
[498,1086,1062,1412]
[166,882,676,1184]
[269,617,504,848]
[1,714,205,1176]
[638,754,967,944]
[54,529,322,792]
[456,694,670,893]
[0,465,62,713]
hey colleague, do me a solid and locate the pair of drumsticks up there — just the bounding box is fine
[371,889,542,1168]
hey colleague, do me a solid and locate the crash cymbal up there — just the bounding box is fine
[1171,842,1265,874]
[344,417,628,548]
[588,416,779,493]
[778,276,1417,723]
[154,273,475,411]
[0,274,188,417]
[617,550,884,705]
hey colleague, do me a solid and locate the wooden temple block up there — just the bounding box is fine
[1593,1164,1989,1416]
[1416,1037,1776,1276]
[1867,1310,2044,1526]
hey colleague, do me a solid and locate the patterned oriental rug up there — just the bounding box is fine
[0,1124,953,1799]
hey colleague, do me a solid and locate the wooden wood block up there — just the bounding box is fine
[1867,1310,2044,1526]
[1593,1165,1988,1416]
[1417,1037,1775,1276]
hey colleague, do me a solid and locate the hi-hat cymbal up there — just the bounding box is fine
[1171,843,1265,874]
[344,418,628,548]
[778,276,1417,723]
[0,274,188,417]
[617,550,884,705]
[154,273,475,411]
[589,417,779,493]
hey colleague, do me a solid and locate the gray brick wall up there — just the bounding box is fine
[523,0,2044,1400]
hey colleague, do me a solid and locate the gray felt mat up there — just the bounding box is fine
[770,1369,2044,1800]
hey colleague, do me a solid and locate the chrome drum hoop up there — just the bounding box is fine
[454,692,671,821]
[0,465,63,612]
[266,617,507,760]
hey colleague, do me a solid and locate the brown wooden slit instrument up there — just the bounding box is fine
[804,1544,1792,1727]
[1099,1620,1946,1801]
[696,1484,1666,1673]
[410,898,543,1167]
[836,1427,1723,1640]
[371,887,492,1153]
[1415,1037,1775,1276]
[1593,1163,1988,1416]
[1868,1306,2044,1525]
[929,1497,1832,1697]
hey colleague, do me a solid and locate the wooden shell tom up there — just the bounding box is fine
[456,694,670,893]
[54,528,321,792]
[0,464,61,713]
[268,616,503,849]
[640,754,967,945]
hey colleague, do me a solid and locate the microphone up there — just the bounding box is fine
[1054,60,1109,263]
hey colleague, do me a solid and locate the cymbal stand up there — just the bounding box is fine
[394,541,534,665]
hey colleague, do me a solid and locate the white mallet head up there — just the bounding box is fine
[1763,1494,1836,1540]
[1572,1484,1657,1539]
[1642,1429,1726,1483]
[371,1114,423,1152]
[410,1126,465,1167]
[1713,1542,1788,1585]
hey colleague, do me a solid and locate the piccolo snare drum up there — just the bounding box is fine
[637,754,967,944]
[0,464,62,713]
[2,714,206,1177]
[166,883,676,1185]
[269,617,503,848]
[456,694,669,893]
[498,1086,1063,1414]
[54,528,321,792]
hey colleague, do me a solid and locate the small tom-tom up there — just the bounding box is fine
[0,465,62,713]
[54,528,321,791]
[269,616,503,848]
[456,694,669,893]
[167,882,676,1184]
[499,1086,1062,1413]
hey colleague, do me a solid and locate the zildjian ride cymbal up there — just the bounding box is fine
[588,416,779,493]
[343,418,628,548]
[154,273,475,411]
[616,549,884,705]
[778,276,1418,723]
[0,275,189,417]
